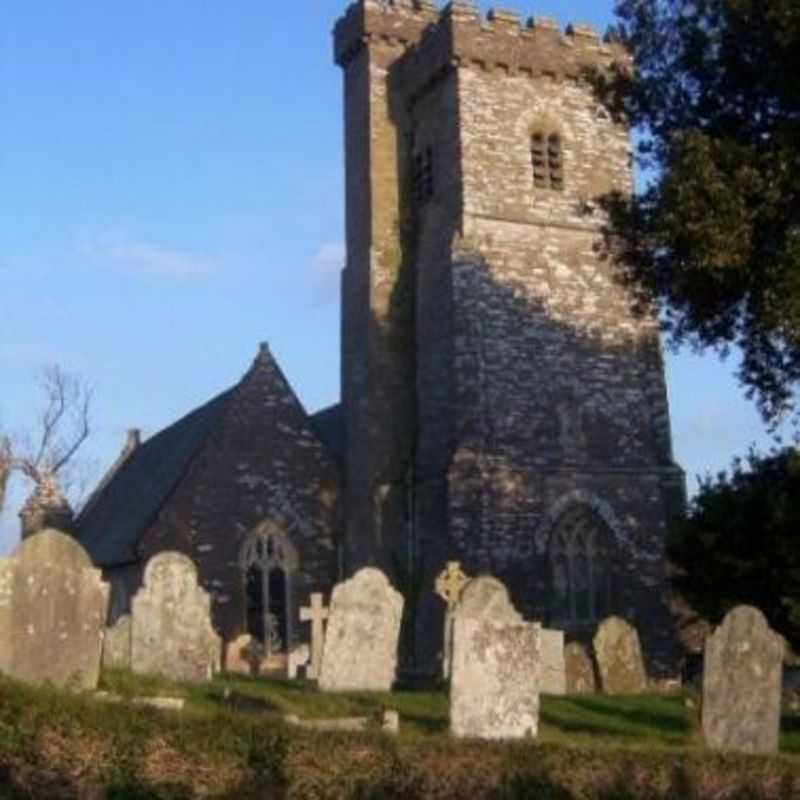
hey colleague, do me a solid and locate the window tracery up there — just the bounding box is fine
[240,524,296,655]
[549,506,611,624]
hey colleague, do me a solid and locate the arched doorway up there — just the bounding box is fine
[240,523,298,656]
[548,506,612,626]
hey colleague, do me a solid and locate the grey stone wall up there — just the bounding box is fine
[135,349,340,647]
[337,3,434,575]
[335,1,685,676]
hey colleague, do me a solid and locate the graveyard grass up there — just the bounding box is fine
[1,671,800,798]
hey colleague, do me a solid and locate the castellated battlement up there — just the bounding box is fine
[334,1,628,83]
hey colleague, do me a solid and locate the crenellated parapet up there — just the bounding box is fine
[334,2,629,90]
[334,0,440,68]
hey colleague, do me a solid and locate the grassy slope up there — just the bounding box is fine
[122,670,799,753]
[0,671,798,798]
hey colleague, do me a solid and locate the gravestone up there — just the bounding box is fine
[0,529,109,689]
[299,592,328,680]
[103,614,132,670]
[131,552,221,683]
[288,643,310,679]
[318,568,404,692]
[702,606,784,754]
[450,576,540,739]
[593,616,648,694]
[564,642,597,693]
[435,561,470,679]
[224,633,266,676]
[540,629,566,695]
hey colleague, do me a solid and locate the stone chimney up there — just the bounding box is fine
[124,428,142,457]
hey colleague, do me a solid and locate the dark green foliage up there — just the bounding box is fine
[668,448,800,645]
[601,0,800,422]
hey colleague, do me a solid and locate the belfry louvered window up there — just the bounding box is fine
[531,132,564,190]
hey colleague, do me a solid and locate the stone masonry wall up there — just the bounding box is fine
[336,2,437,575]
[400,6,684,675]
[136,348,340,647]
[335,1,686,676]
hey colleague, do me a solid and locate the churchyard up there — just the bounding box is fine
[1,530,800,798]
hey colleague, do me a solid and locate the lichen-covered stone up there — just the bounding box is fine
[131,552,221,683]
[318,568,404,691]
[102,614,131,670]
[702,606,784,754]
[0,530,109,689]
[593,616,648,694]
[565,642,597,693]
[450,577,540,739]
[540,629,566,695]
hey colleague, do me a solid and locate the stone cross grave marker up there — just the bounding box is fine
[131,551,221,683]
[0,529,109,689]
[702,605,784,754]
[450,576,540,739]
[299,592,329,680]
[593,616,648,694]
[318,568,404,692]
[435,561,470,679]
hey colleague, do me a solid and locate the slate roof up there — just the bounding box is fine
[76,388,235,568]
[310,403,344,465]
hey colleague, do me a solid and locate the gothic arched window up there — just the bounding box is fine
[549,506,611,624]
[531,131,564,191]
[240,524,297,656]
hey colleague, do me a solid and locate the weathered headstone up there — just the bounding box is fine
[593,616,648,694]
[540,629,566,695]
[450,576,540,739]
[131,552,221,683]
[288,643,311,680]
[223,633,265,676]
[564,642,597,693]
[318,568,404,692]
[299,592,328,680]
[0,529,109,689]
[702,606,784,754]
[435,561,470,679]
[102,614,132,670]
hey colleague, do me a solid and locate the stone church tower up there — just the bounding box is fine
[335,0,685,675]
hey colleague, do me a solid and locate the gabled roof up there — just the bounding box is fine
[76,388,234,567]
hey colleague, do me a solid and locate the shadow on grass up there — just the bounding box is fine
[780,714,800,754]
[540,695,690,744]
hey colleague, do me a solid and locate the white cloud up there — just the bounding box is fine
[77,230,217,281]
[309,241,345,305]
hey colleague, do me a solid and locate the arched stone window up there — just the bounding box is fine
[531,131,564,190]
[240,522,298,656]
[549,506,611,624]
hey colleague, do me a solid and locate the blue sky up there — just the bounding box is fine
[0,1,790,552]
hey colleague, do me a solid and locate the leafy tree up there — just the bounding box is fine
[603,0,800,423]
[668,448,800,647]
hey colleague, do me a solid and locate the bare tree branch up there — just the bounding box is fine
[0,436,11,512]
[1,364,93,491]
